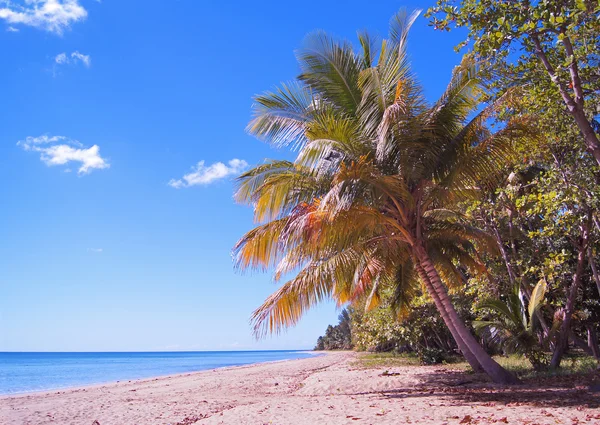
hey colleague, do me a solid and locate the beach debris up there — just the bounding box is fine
[175,414,208,425]
[92,421,101,425]
[459,415,472,424]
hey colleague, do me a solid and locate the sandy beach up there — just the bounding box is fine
[1,352,598,425]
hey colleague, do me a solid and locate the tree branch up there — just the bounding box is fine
[530,33,577,112]
[561,34,585,108]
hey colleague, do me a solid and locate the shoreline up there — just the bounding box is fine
[0,351,326,399]
[2,351,597,425]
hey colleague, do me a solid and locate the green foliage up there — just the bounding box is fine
[426,0,600,162]
[428,0,599,54]
[426,0,600,98]
[352,352,422,369]
[235,9,530,343]
[418,347,447,365]
[494,351,598,378]
[349,286,476,363]
[314,309,353,350]
[236,5,600,375]
[356,351,597,379]
[464,93,600,368]
[474,281,549,370]
[438,351,597,378]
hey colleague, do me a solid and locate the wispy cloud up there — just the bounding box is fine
[87,248,103,253]
[55,52,69,64]
[6,25,18,32]
[55,51,91,67]
[169,159,248,189]
[71,50,90,66]
[17,134,109,175]
[0,0,88,34]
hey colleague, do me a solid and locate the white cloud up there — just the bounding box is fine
[55,52,68,64]
[18,134,73,147]
[17,134,109,175]
[169,159,248,188]
[40,144,107,174]
[6,25,18,31]
[0,0,88,34]
[87,248,103,253]
[71,50,90,66]
[54,50,91,67]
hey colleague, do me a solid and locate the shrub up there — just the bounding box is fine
[418,347,447,365]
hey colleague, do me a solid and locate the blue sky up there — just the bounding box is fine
[0,0,465,352]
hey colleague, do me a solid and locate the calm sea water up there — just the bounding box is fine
[0,351,318,395]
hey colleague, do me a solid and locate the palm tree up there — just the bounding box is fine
[474,280,548,370]
[234,10,532,384]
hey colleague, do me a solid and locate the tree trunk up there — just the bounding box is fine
[571,108,600,166]
[531,34,600,166]
[491,223,550,339]
[414,263,484,372]
[431,327,452,351]
[584,251,600,361]
[491,224,517,288]
[570,331,594,356]
[415,247,520,384]
[588,247,600,297]
[587,325,600,361]
[550,224,589,369]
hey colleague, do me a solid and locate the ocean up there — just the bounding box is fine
[0,350,318,395]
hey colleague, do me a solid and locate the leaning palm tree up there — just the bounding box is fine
[234,10,531,384]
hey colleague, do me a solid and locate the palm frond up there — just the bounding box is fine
[528,279,547,326]
[427,56,483,133]
[251,248,370,337]
[297,31,363,114]
[235,160,326,223]
[250,267,333,338]
[388,8,421,53]
[389,261,420,320]
[478,298,522,328]
[233,219,288,271]
[247,82,316,149]
[357,30,378,69]
[356,9,421,139]
[237,9,537,341]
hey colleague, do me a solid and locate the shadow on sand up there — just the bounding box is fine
[372,368,600,409]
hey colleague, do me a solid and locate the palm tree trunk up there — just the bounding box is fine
[414,263,484,372]
[550,223,589,369]
[415,247,520,384]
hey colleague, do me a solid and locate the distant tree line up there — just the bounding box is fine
[314,310,352,351]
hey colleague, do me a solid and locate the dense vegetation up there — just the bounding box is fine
[314,309,352,351]
[236,3,600,384]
